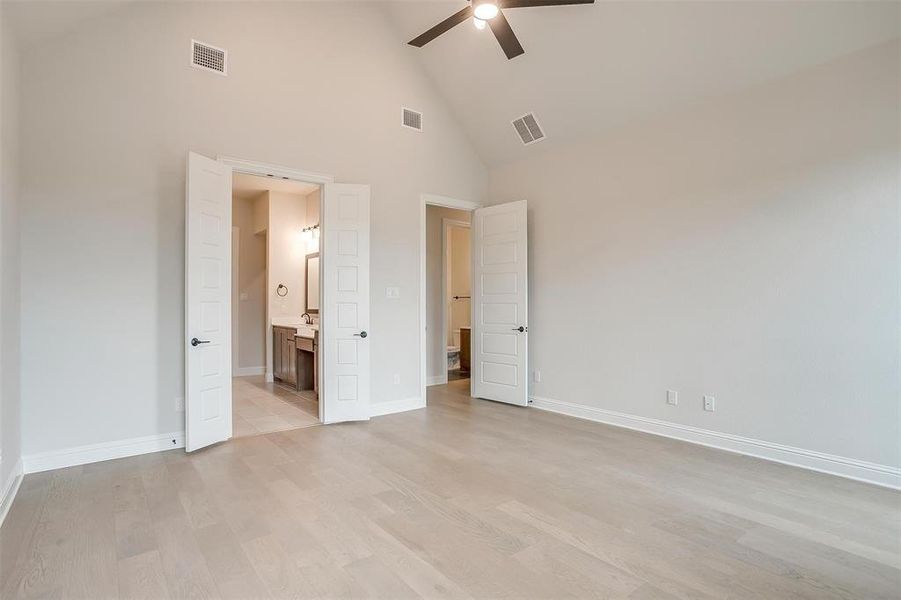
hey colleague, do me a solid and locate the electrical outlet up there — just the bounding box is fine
[533,370,541,383]
[703,395,715,412]
[393,374,401,385]
[666,390,678,405]
[175,397,185,412]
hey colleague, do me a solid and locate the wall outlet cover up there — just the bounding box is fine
[666,390,678,405]
[533,370,541,383]
[386,287,401,299]
[175,397,185,412]
[703,395,715,412]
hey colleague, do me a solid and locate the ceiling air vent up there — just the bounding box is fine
[402,107,423,132]
[191,39,227,75]
[512,113,545,145]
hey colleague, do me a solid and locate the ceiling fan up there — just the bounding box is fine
[408,0,595,60]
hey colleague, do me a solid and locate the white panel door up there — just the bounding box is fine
[322,184,371,422]
[472,200,528,406]
[185,152,233,451]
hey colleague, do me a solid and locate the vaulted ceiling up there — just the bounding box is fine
[387,1,900,166]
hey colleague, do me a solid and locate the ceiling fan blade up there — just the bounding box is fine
[408,6,474,47]
[488,10,525,60]
[501,0,594,8]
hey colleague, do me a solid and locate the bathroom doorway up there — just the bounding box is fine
[444,219,472,383]
[424,203,473,391]
[230,172,322,438]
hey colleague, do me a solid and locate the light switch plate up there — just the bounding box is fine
[666,390,678,405]
[386,287,400,299]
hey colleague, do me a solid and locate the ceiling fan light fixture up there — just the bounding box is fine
[473,0,499,20]
[473,17,487,30]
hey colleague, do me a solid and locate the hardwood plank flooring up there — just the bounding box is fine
[1,380,898,599]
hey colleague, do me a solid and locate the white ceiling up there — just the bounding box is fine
[232,172,319,201]
[386,1,900,165]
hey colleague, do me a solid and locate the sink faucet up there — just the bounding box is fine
[301,312,312,325]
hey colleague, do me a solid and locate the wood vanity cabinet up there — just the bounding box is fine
[272,326,297,386]
[294,334,317,393]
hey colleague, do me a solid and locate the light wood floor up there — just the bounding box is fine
[1,380,898,599]
[232,376,319,439]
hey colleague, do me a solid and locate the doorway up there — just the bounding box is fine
[420,194,531,410]
[185,152,372,453]
[230,172,321,438]
[443,217,472,384]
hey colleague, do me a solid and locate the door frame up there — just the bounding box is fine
[419,194,482,405]
[441,218,471,385]
[216,155,333,422]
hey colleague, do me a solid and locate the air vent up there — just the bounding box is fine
[402,107,423,132]
[512,112,545,145]
[191,40,227,75]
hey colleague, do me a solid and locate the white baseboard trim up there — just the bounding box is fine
[370,397,426,418]
[530,396,900,490]
[23,431,186,475]
[265,371,274,383]
[0,457,24,528]
[233,366,266,377]
[427,375,448,386]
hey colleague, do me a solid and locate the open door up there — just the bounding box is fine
[471,200,529,406]
[322,184,371,423]
[185,152,233,451]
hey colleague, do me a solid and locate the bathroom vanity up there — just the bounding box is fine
[272,324,318,394]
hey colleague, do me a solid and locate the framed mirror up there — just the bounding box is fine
[305,252,320,314]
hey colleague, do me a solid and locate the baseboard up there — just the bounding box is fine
[265,371,274,383]
[370,397,426,418]
[23,431,185,475]
[530,396,901,490]
[427,375,448,386]
[233,366,266,377]
[0,457,24,528]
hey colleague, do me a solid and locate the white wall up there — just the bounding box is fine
[488,41,900,469]
[425,206,471,382]
[267,191,307,321]
[0,7,23,496]
[18,2,486,457]
[233,195,266,372]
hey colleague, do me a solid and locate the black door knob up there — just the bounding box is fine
[512,326,526,333]
[353,331,368,338]
[191,337,210,347]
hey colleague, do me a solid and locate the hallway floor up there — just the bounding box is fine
[232,375,319,438]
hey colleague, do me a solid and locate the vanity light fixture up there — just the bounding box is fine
[302,223,320,241]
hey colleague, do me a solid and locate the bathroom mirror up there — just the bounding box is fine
[305,252,320,314]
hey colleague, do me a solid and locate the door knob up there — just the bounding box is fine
[190,337,210,347]
[512,326,527,333]
[353,331,368,338]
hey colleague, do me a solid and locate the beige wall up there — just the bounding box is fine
[232,195,266,372]
[488,41,900,468]
[425,206,471,382]
[19,1,486,457]
[448,225,471,346]
[0,6,22,491]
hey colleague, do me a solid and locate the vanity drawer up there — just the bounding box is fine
[295,336,314,353]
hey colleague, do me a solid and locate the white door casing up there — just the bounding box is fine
[471,200,529,406]
[322,184,371,422]
[185,152,233,451]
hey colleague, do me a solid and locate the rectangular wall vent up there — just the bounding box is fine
[402,107,423,131]
[191,40,227,75]
[512,112,545,145]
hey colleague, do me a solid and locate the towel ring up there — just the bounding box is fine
[276,284,288,297]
